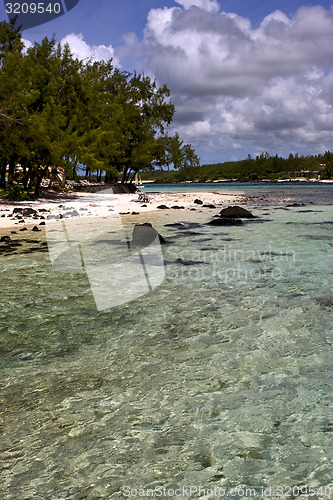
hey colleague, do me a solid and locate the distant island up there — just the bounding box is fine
[140,151,333,183]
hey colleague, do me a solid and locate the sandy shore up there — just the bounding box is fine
[0,190,248,232]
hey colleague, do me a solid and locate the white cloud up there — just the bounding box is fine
[174,0,220,13]
[138,2,333,159]
[22,38,33,51]
[60,33,120,66]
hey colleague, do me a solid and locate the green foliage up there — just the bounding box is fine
[0,20,186,194]
[0,184,32,201]
[141,151,333,182]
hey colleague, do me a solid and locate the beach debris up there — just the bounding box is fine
[138,193,150,203]
[219,206,255,218]
[131,223,167,246]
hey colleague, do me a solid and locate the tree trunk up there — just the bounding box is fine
[8,155,17,185]
[121,166,129,184]
[34,167,47,197]
[0,161,7,188]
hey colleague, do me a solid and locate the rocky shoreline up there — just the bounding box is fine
[0,190,249,232]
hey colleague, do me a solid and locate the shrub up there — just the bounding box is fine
[0,185,32,201]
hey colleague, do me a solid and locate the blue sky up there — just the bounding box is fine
[1,0,333,164]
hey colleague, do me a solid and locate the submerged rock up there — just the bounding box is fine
[219,206,255,218]
[207,218,243,226]
[131,223,167,246]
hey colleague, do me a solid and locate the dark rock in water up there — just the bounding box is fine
[47,214,62,220]
[207,218,243,226]
[32,225,41,232]
[171,205,185,209]
[157,205,169,209]
[174,258,206,266]
[181,222,202,229]
[141,204,147,207]
[194,199,203,204]
[64,209,79,217]
[12,207,37,217]
[190,208,196,211]
[178,230,205,237]
[286,203,305,207]
[1,214,5,218]
[131,223,167,246]
[132,211,139,215]
[39,221,46,226]
[203,204,216,209]
[0,235,11,242]
[38,208,50,213]
[315,298,333,308]
[164,222,186,228]
[219,206,255,218]
[19,227,28,231]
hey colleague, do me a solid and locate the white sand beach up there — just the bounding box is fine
[0,190,248,231]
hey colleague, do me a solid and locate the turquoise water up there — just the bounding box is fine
[0,186,332,499]
[142,182,333,206]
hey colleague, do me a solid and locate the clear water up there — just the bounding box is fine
[0,187,332,499]
[143,182,333,206]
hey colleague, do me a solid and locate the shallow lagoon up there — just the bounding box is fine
[0,185,332,499]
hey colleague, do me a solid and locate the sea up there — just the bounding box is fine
[0,182,332,499]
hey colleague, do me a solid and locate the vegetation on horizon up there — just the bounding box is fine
[141,151,333,183]
[0,19,199,198]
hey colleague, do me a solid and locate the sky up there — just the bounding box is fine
[1,0,333,164]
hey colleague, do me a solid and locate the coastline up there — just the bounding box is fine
[0,190,249,232]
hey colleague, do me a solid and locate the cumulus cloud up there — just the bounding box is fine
[174,0,220,13]
[60,33,120,66]
[22,38,33,51]
[139,2,333,159]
